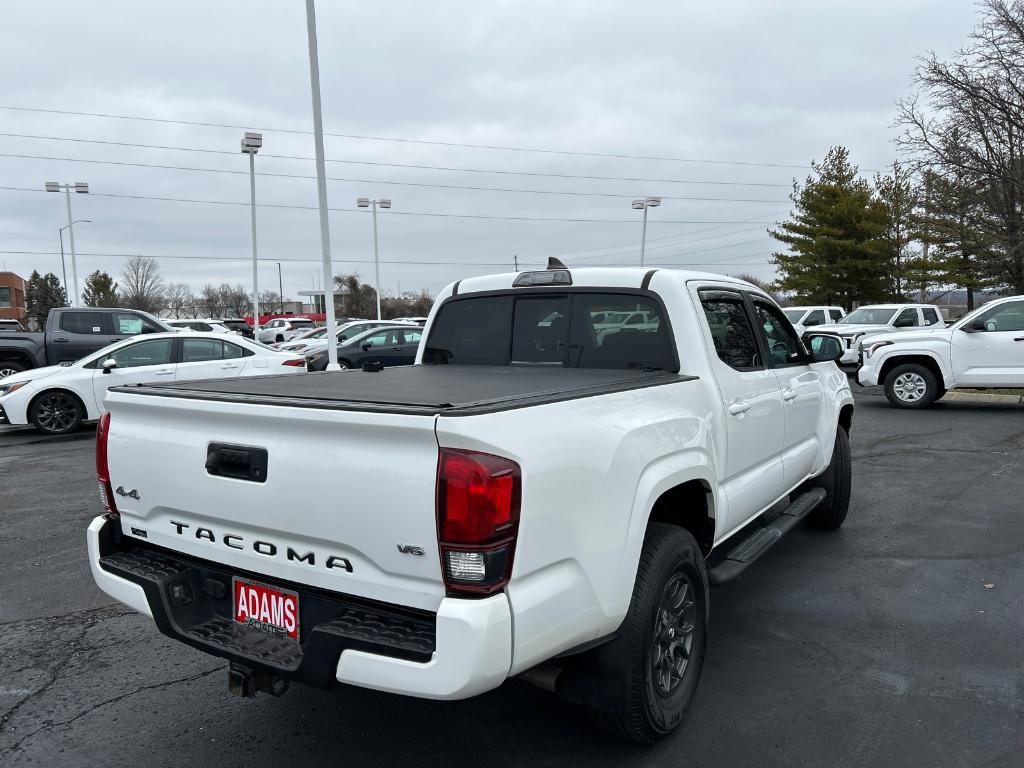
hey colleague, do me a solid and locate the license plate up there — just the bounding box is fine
[232,577,300,641]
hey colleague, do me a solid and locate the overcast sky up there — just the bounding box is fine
[0,0,979,307]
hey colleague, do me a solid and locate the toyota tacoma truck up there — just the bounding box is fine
[88,266,854,743]
[807,302,945,365]
[857,294,1024,408]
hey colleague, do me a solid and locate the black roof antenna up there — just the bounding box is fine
[547,257,567,270]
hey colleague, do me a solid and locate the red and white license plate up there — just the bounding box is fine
[232,577,300,641]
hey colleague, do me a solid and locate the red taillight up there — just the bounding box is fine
[281,357,306,367]
[96,412,118,516]
[437,448,521,596]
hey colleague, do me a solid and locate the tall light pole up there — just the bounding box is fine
[305,0,340,370]
[45,182,89,306]
[241,132,263,336]
[277,262,284,314]
[631,197,661,267]
[356,198,391,320]
[59,219,91,301]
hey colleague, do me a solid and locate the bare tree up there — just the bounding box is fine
[334,274,377,318]
[165,283,195,318]
[195,284,224,318]
[118,256,166,314]
[896,0,1024,292]
[222,284,251,317]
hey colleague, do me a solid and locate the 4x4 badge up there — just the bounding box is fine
[115,486,141,500]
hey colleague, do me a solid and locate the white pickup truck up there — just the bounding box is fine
[809,303,946,364]
[857,294,1024,408]
[88,266,854,743]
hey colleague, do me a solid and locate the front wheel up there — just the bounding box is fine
[884,363,939,409]
[806,427,851,530]
[588,524,708,743]
[30,391,84,435]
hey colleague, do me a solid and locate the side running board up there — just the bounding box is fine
[708,487,826,586]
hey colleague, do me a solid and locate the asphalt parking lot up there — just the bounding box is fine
[1,390,1022,768]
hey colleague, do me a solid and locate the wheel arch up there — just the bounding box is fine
[0,350,35,371]
[28,386,91,424]
[648,479,715,556]
[878,353,947,389]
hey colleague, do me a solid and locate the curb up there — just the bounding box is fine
[942,391,1023,405]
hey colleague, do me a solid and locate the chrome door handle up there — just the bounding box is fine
[1014,337,1024,342]
[52,337,69,343]
[728,400,751,416]
[782,388,797,401]
[155,369,174,376]
[220,364,239,369]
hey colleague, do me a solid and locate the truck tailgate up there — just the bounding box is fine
[104,389,445,612]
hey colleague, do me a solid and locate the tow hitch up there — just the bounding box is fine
[228,663,289,698]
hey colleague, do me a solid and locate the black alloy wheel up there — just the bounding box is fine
[31,391,83,435]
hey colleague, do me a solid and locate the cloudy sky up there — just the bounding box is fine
[0,0,979,306]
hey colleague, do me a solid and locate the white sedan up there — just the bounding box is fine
[0,332,306,435]
[164,318,239,335]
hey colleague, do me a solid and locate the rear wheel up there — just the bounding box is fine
[884,363,939,409]
[30,391,84,435]
[806,427,851,530]
[275,334,284,343]
[588,524,708,743]
[0,361,26,379]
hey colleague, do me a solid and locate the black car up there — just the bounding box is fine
[306,325,423,371]
[219,318,255,339]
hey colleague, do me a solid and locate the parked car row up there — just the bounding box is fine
[0,332,306,435]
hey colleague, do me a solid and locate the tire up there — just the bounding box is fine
[806,427,851,530]
[338,360,350,370]
[0,361,27,380]
[30,390,84,435]
[884,362,939,409]
[275,334,284,343]
[588,524,708,743]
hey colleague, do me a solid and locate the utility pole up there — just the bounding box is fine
[45,182,89,306]
[514,254,519,271]
[277,262,284,313]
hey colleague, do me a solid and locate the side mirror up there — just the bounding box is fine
[361,343,372,351]
[101,358,117,374]
[962,321,987,333]
[803,333,844,363]
[804,318,821,327]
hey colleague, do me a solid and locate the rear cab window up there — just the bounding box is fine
[424,292,676,371]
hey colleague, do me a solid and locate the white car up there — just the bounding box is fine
[284,320,396,354]
[0,332,306,435]
[273,325,329,352]
[164,318,238,335]
[781,305,846,336]
[257,317,317,345]
[806,303,945,364]
[857,295,1024,407]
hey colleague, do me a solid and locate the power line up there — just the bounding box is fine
[0,134,796,190]
[0,248,771,268]
[0,138,794,198]
[0,182,781,225]
[0,105,834,171]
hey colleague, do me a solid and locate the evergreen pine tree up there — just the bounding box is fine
[770,147,887,309]
[82,270,119,307]
[25,271,68,329]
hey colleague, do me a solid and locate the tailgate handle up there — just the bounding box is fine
[206,443,268,483]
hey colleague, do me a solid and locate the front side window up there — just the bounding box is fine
[977,300,1024,332]
[112,312,162,335]
[699,292,761,371]
[60,312,105,335]
[752,301,806,366]
[360,330,399,347]
[110,339,174,369]
[804,309,826,326]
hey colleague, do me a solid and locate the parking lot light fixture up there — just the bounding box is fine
[46,181,89,306]
[632,196,661,267]
[59,219,92,302]
[241,132,263,336]
[356,197,391,320]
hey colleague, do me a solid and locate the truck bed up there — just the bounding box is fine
[112,365,694,416]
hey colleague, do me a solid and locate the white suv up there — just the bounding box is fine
[257,317,317,345]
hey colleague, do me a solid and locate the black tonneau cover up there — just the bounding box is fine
[112,365,695,416]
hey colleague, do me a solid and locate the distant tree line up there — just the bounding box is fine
[771,0,1024,311]
[24,259,434,327]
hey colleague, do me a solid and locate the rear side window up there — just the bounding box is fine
[59,312,105,335]
[699,292,760,370]
[424,292,675,370]
[829,309,844,322]
[922,307,940,325]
